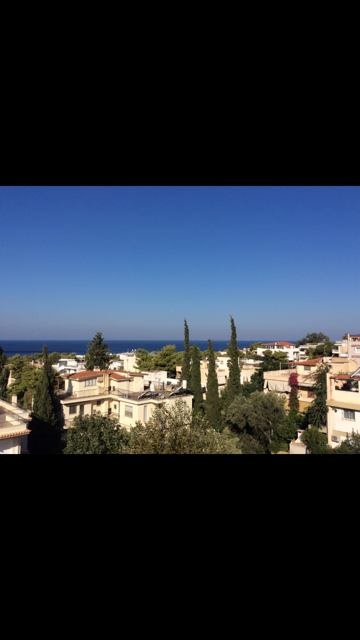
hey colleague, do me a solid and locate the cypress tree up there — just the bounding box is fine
[32,345,58,428]
[306,362,329,429]
[205,339,222,432]
[180,319,191,385]
[85,332,111,371]
[191,343,203,415]
[227,315,241,406]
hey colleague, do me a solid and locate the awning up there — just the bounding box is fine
[265,380,291,392]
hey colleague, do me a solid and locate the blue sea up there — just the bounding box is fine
[0,339,298,358]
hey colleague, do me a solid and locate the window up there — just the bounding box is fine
[85,379,96,387]
[125,405,133,418]
[304,366,312,371]
[344,410,355,420]
[355,348,360,353]
[69,405,77,415]
[114,405,117,410]
[97,400,101,406]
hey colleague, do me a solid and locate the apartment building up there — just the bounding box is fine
[263,356,359,417]
[332,333,360,365]
[58,368,193,430]
[0,396,31,454]
[53,358,86,376]
[327,364,360,447]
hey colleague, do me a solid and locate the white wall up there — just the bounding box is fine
[0,436,21,454]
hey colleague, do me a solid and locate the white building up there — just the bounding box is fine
[256,342,299,361]
[0,396,31,454]
[58,368,193,430]
[53,359,86,375]
[327,365,360,447]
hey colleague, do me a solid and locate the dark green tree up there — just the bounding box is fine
[296,332,329,347]
[0,346,8,371]
[227,316,241,406]
[205,339,222,432]
[180,319,191,385]
[227,391,287,454]
[0,367,9,397]
[28,414,64,454]
[85,332,111,371]
[6,356,43,409]
[64,412,131,454]
[134,348,154,372]
[191,343,203,415]
[48,352,61,366]
[262,349,288,362]
[312,341,335,357]
[305,362,329,429]
[130,399,219,454]
[334,430,360,454]
[33,345,59,427]
[152,345,177,378]
[301,427,332,454]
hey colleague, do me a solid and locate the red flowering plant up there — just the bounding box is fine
[288,371,299,413]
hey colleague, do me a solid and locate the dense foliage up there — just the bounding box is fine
[305,362,329,428]
[296,332,329,347]
[227,316,241,406]
[205,340,222,432]
[191,343,203,415]
[64,412,131,454]
[33,346,59,427]
[130,400,220,454]
[227,391,287,453]
[64,400,220,454]
[85,332,111,371]
[180,318,191,385]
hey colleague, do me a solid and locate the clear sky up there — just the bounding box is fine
[0,186,359,341]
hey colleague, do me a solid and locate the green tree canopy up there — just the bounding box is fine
[33,345,59,427]
[64,412,131,454]
[227,316,241,406]
[227,390,287,453]
[0,368,9,397]
[296,332,329,347]
[85,332,111,371]
[191,343,203,416]
[135,348,154,372]
[305,362,329,429]
[180,319,191,385]
[262,349,288,361]
[312,341,335,357]
[300,427,332,454]
[334,430,360,454]
[205,339,222,432]
[48,352,61,366]
[0,346,8,371]
[152,345,177,378]
[130,399,220,454]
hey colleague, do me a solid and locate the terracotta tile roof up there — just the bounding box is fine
[262,342,296,347]
[0,429,31,439]
[109,372,130,380]
[297,358,323,366]
[118,370,145,377]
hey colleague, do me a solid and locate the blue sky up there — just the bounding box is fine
[0,186,359,341]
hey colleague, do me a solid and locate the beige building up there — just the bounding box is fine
[326,364,360,447]
[0,396,31,454]
[263,358,326,413]
[58,368,193,430]
[332,333,360,365]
